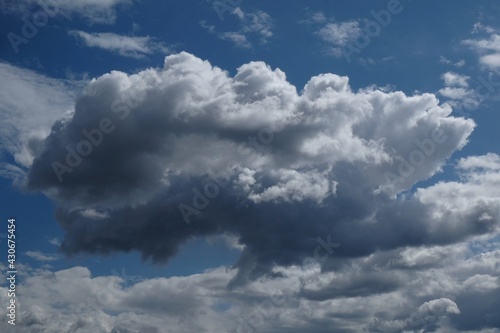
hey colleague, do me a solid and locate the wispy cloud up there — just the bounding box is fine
[300,10,327,25]
[25,250,61,262]
[69,31,169,58]
[438,71,480,110]
[317,20,362,56]
[0,62,81,184]
[201,8,273,49]
[49,237,61,246]
[219,32,251,49]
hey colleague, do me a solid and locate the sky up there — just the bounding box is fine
[0,0,500,332]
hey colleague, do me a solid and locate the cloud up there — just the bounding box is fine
[300,10,327,25]
[69,31,169,58]
[438,71,481,110]
[0,238,499,332]
[465,34,500,52]
[317,20,362,56]
[0,62,81,184]
[219,32,250,49]
[25,250,61,262]
[440,56,466,67]
[416,154,500,222]
[480,54,500,70]
[201,8,273,48]
[309,13,388,62]
[463,29,500,71]
[370,298,461,332]
[17,51,500,294]
[239,9,273,41]
[0,0,132,24]
[5,56,500,333]
[49,237,61,246]
[442,72,470,88]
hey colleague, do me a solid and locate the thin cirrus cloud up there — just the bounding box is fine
[69,31,170,58]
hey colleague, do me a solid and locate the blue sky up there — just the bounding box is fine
[1,1,500,332]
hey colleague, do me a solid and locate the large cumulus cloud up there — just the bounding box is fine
[26,52,499,285]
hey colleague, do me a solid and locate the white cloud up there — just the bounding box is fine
[25,250,61,262]
[439,87,471,99]
[300,10,327,25]
[438,72,481,110]
[237,9,273,41]
[480,54,500,70]
[80,208,110,219]
[219,32,250,49]
[463,32,500,71]
[440,56,466,68]
[0,62,81,184]
[49,238,61,246]
[442,72,470,88]
[309,11,326,24]
[318,20,361,46]
[69,31,169,58]
[472,22,497,34]
[464,34,500,52]
[416,154,500,226]
[317,20,361,57]
[458,153,500,171]
[247,168,333,204]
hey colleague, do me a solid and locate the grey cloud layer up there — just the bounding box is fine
[0,242,499,332]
